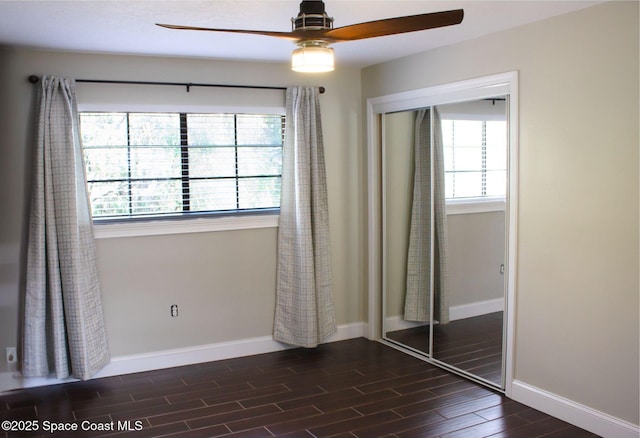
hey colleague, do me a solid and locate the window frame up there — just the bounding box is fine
[79,109,285,238]
[446,196,506,215]
[92,213,279,239]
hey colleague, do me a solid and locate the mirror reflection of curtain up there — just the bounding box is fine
[404,108,450,324]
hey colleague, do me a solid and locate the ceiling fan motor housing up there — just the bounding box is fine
[292,0,334,31]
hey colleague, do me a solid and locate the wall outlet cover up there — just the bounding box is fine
[6,347,17,364]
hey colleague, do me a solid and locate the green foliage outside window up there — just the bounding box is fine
[80,112,283,219]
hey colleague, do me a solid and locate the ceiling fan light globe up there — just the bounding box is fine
[291,43,334,73]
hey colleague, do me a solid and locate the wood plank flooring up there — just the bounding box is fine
[0,338,599,437]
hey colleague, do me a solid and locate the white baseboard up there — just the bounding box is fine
[511,380,639,438]
[0,322,367,394]
[384,315,428,333]
[385,297,503,331]
[449,297,503,321]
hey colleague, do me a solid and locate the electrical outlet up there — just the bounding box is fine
[6,347,17,364]
[170,305,179,317]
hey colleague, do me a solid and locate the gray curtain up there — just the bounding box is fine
[404,107,450,324]
[273,86,336,348]
[23,75,110,380]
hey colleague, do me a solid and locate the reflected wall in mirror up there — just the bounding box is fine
[382,95,509,389]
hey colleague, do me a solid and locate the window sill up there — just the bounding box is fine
[93,214,279,239]
[446,197,505,215]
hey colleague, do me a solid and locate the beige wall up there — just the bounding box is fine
[447,211,505,308]
[364,1,639,425]
[0,49,365,363]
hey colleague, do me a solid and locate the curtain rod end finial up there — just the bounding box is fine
[28,75,40,84]
[319,86,325,94]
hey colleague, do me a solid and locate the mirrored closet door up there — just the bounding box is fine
[370,73,517,391]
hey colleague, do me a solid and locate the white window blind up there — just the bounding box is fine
[442,119,507,200]
[80,112,284,220]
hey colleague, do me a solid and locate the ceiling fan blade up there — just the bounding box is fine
[323,9,464,42]
[157,8,464,45]
[156,23,301,41]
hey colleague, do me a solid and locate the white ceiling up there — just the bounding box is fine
[0,0,604,68]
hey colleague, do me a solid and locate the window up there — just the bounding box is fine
[80,112,284,221]
[442,119,507,200]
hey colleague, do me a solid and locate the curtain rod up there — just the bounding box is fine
[27,75,325,94]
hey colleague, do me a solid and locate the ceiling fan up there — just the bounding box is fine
[157,0,464,73]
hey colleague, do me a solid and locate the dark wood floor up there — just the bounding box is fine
[386,313,504,386]
[0,338,599,437]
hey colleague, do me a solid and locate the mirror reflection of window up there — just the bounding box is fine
[442,118,507,200]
